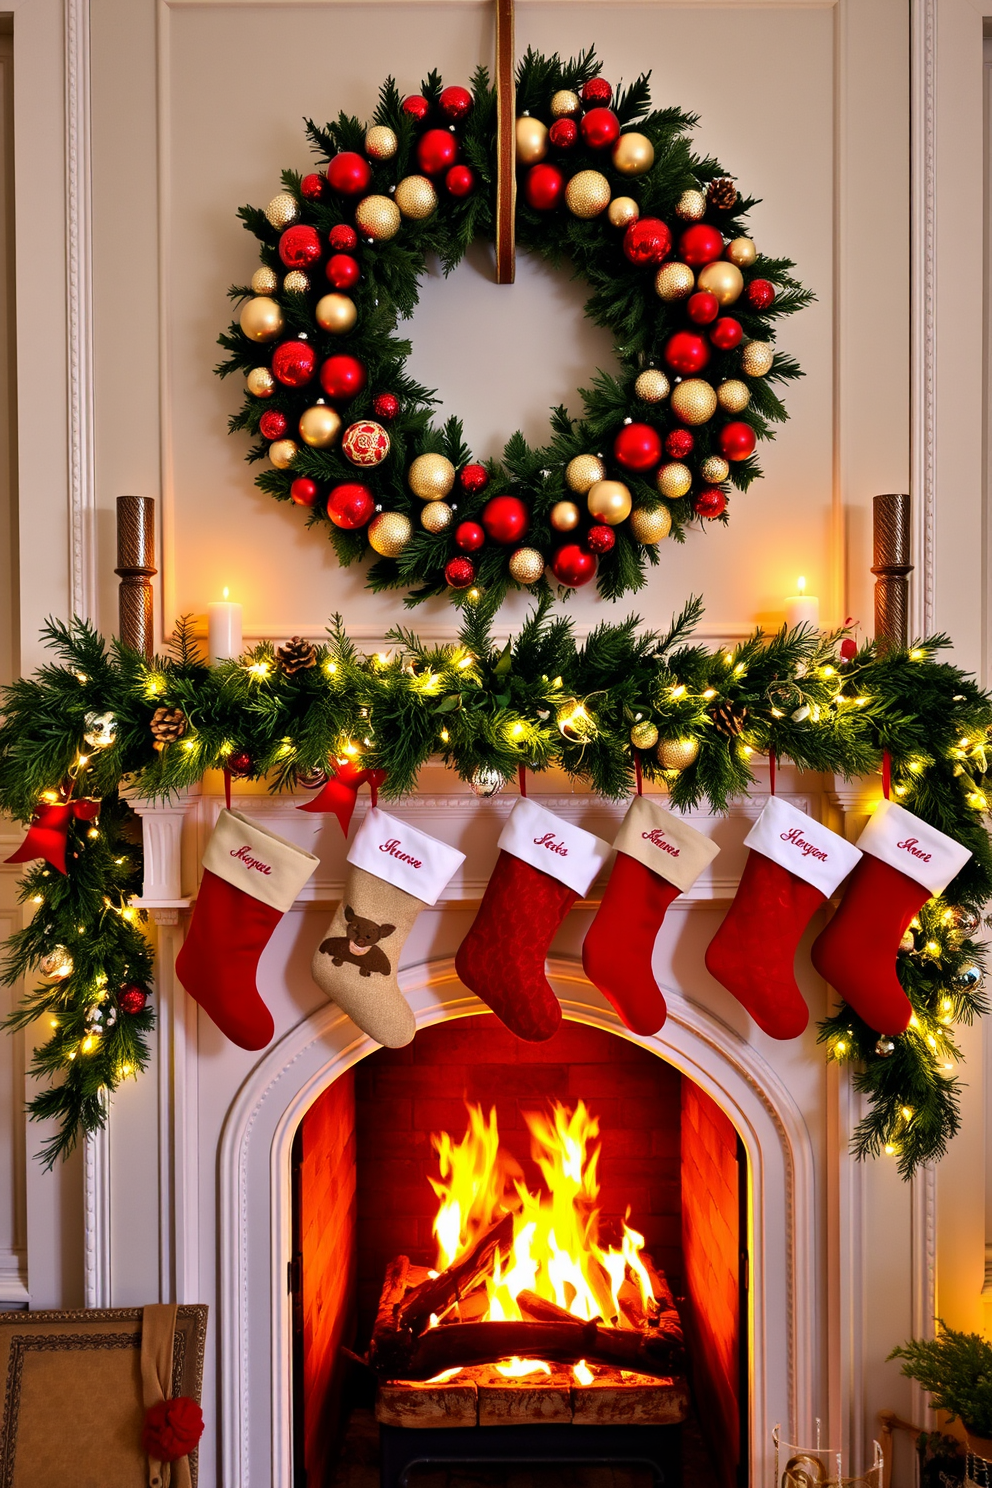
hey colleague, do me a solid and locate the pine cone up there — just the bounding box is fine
[707,176,738,212]
[150,706,186,746]
[708,700,748,737]
[276,637,317,675]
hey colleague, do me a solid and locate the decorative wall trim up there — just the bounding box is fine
[64,0,96,622]
[910,1162,938,1426]
[82,1119,110,1308]
[911,0,937,634]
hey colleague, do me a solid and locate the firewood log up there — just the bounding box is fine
[396,1211,515,1335]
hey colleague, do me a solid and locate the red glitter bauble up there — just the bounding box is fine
[613,422,663,472]
[328,224,358,252]
[582,77,612,106]
[417,128,458,176]
[719,421,757,461]
[586,524,616,555]
[290,477,319,507]
[320,354,367,401]
[482,494,529,544]
[445,556,476,589]
[694,487,727,518]
[402,94,430,121]
[679,224,724,267]
[258,410,287,440]
[454,520,485,552]
[325,254,360,291]
[525,163,564,211]
[687,291,719,325]
[623,218,672,267]
[663,330,711,376]
[551,543,597,587]
[227,749,253,778]
[446,165,475,197]
[272,340,317,387]
[327,482,375,529]
[581,107,620,150]
[301,173,325,201]
[665,429,695,459]
[439,85,472,121]
[119,986,147,1016]
[278,224,322,269]
[746,278,775,311]
[373,392,400,421]
[549,119,578,149]
[460,463,489,494]
[327,151,372,196]
[710,317,743,350]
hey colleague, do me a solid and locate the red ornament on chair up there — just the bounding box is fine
[551,544,597,587]
[278,224,322,269]
[482,495,529,544]
[623,218,672,267]
[272,341,316,387]
[679,224,724,267]
[320,354,367,401]
[327,152,372,196]
[417,129,458,176]
[525,164,564,211]
[664,331,711,376]
[142,1398,204,1463]
[327,482,375,529]
[580,108,620,150]
[328,224,358,253]
[719,421,756,461]
[325,254,360,290]
[613,423,662,472]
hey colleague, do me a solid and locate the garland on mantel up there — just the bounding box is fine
[1,598,989,1173]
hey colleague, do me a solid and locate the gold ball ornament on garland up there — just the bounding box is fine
[565,170,611,219]
[726,237,757,268]
[700,455,730,483]
[355,194,401,240]
[421,501,454,534]
[657,737,700,771]
[675,189,706,221]
[717,379,751,414]
[550,89,580,117]
[655,263,695,301]
[634,369,670,403]
[656,462,692,499]
[696,260,744,306]
[550,500,581,532]
[283,270,310,294]
[565,454,606,493]
[268,438,298,469]
[670,378,718,425]
[741,340,775,377]
[629,505,672,544]
[365,124,398,160]
[587,479,632,525]
[299,405,342,448]
[608,196,640,230]
[630,720,660,750]
[395,175,438,220]
[368,511,412,556]
[239,296,284,342]
[408,452,456,501]
[612,132,655,176]
[316,293,358,335]
[508,547,545,584]
[251,266,278,295]
[246,367,275,399]
[265,192,299,229]
[515,116,548,164]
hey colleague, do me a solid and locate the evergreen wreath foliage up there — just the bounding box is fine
[889,1326,992,1437]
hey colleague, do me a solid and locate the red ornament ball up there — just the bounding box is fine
[373,392,400,421]
[840,637,858,662]
[403,94,430,121]
[119,986,148,1016]
[320,354,367,401]
[613,422,663,472]
[290,477,319,507]
[227,749,253,778]
[663,330,711,376]
[710,317,743,350]
[325,254,360,291]
[278,224,322,269]
[687,291,719,325]
[551,543,597,587]
[327,151,372,196]
[301,173,325,201]
[679,223,725,267]
[746,278,775,310]
[445,556,476,589]
[439,85,473,121]
[549,118,578,149]
[328,224,358,252]
[586,524,616,555]
[665,429,695,459]
[417,128,458,176]
[582,77,612,106]
[581,107,620,150]
[258,410,287,441]
[719,421,757,461]
[446,165,475,197]
[272,340,317,387]
[327,481,375,529]
[341,420,390,467]
[482,494,529,544]
[623,217,672,267]
[460,463,489,494]
[454,520,485,552]
[525,163,564,211]
[694,486,727,519]
[142,1397,204,1463]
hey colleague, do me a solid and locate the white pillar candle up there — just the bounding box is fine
[208,589,243,664]
[785,576,820,629]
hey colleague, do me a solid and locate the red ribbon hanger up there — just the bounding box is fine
[297,760,387,836]
[6,796,102,875]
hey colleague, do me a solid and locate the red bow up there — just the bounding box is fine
[5,797,102,875]
[297,761,387,836]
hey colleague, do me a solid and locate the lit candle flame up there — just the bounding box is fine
[222,586,230,600]
[797,576,806,595]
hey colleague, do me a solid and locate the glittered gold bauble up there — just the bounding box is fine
[550,500,581,533]
[717,379,751,414]
[368,511,412,556]
[741,340,775,377]
[633,369,669,405]
[265,192,300,229]
[251,266,278,295]
[316,292,358,335]
[630,505,673,544]
[395,174,438,219]
[656,462,692,499]
[365,124,398,160]
[355,194,401,241]
[675,189,706,222]
[268,438,298,469]
[654,262,695,301]
[696,259,744,306]
[516,116,548,164]
[246,367,276,398]
[700,455,730,483]
[670,378,718,426]
[608,196,640,230]
[612,132,655,176]
[565,170,611,219]
[587,479,632,525]
[299,404,342,448]
[283,270,310,294]
[565,454,606,493]
[408,452,456,501]
[630,720,660,749]
[551,89,580,117]
[421,500,454,534]
[509,547,545,584]
[657,736,700,771]
[239,296,284,342]
[726,236,757,267]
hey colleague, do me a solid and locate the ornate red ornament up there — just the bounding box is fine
[446,165,475,197]
[623,217,672,267]
[326,151,372,196]
[119,986,148,1016]
[586,524,615,554]
[582,77,612,106]
[613,422,663,472]
[746,278,775,310]
[445,556,476,589]
[142,1398,204,1463]
[258,410,288,440]
[325,254,360,291]
[417,128,458,176]
[548,119,578,149]
[372,392,400,421]
[341,420,390,467]
[328,224,358,253]
[278,224,322,269]
[439,85,472,121]
[525,163,565,211]
[290,477,319,507]
[664,429,694,459]
[687,291,719,325]
[551,543,597,587]
[580,107,620,149]
[679,224,724,267]
[663,330,711,376]
[327,482,375,528]
[454,520,485,552]
[482,494,529,544]
[301,173,325,201]
[272,340,317,387]
[319,354,367,401]
[710,317,743,350]
[719,421,757,461]
[227,749,253,778]
[694,486,727,518]
[459,463,489,494]
[402,94,430,121]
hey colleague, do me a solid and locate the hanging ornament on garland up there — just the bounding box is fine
[470,767,505,798]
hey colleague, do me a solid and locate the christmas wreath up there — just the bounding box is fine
[218,48,811,609]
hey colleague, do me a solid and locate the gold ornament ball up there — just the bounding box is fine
[657,736,700,771]
[630,720,660,750]
[656,462,692,499]
[315,293,358,335]
[251,266,278,295]
[516,116,548,164]
[655,262,695,301]
[365,124,398,160]
[696,259,744,306]
[421,501,454,534]
[355,194,401,241]
[565,170,611,219]
[239,296,285,342]
[630,506,672,544]
[700,455,730,483]
[675,189,706,222]
[612,132,655,177]
[608,196,640,230]
[566,454,606,494]
[299,405,342,448]
[551,89,580,117]
[395,174,438,220]
[717,379,751,414]
[268,438,298,470]
[265,192,299,229]
[509,547,545,585]
[670,378,718,426]
[587,479,632,526]
[368,511,412,557]
[283,270,310,294]
[726,236,757,268]
[550,500,581,533]
[408,452,456,501]
[634,369,670,404]
[246,367,276,398]
[741,340,775,377]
